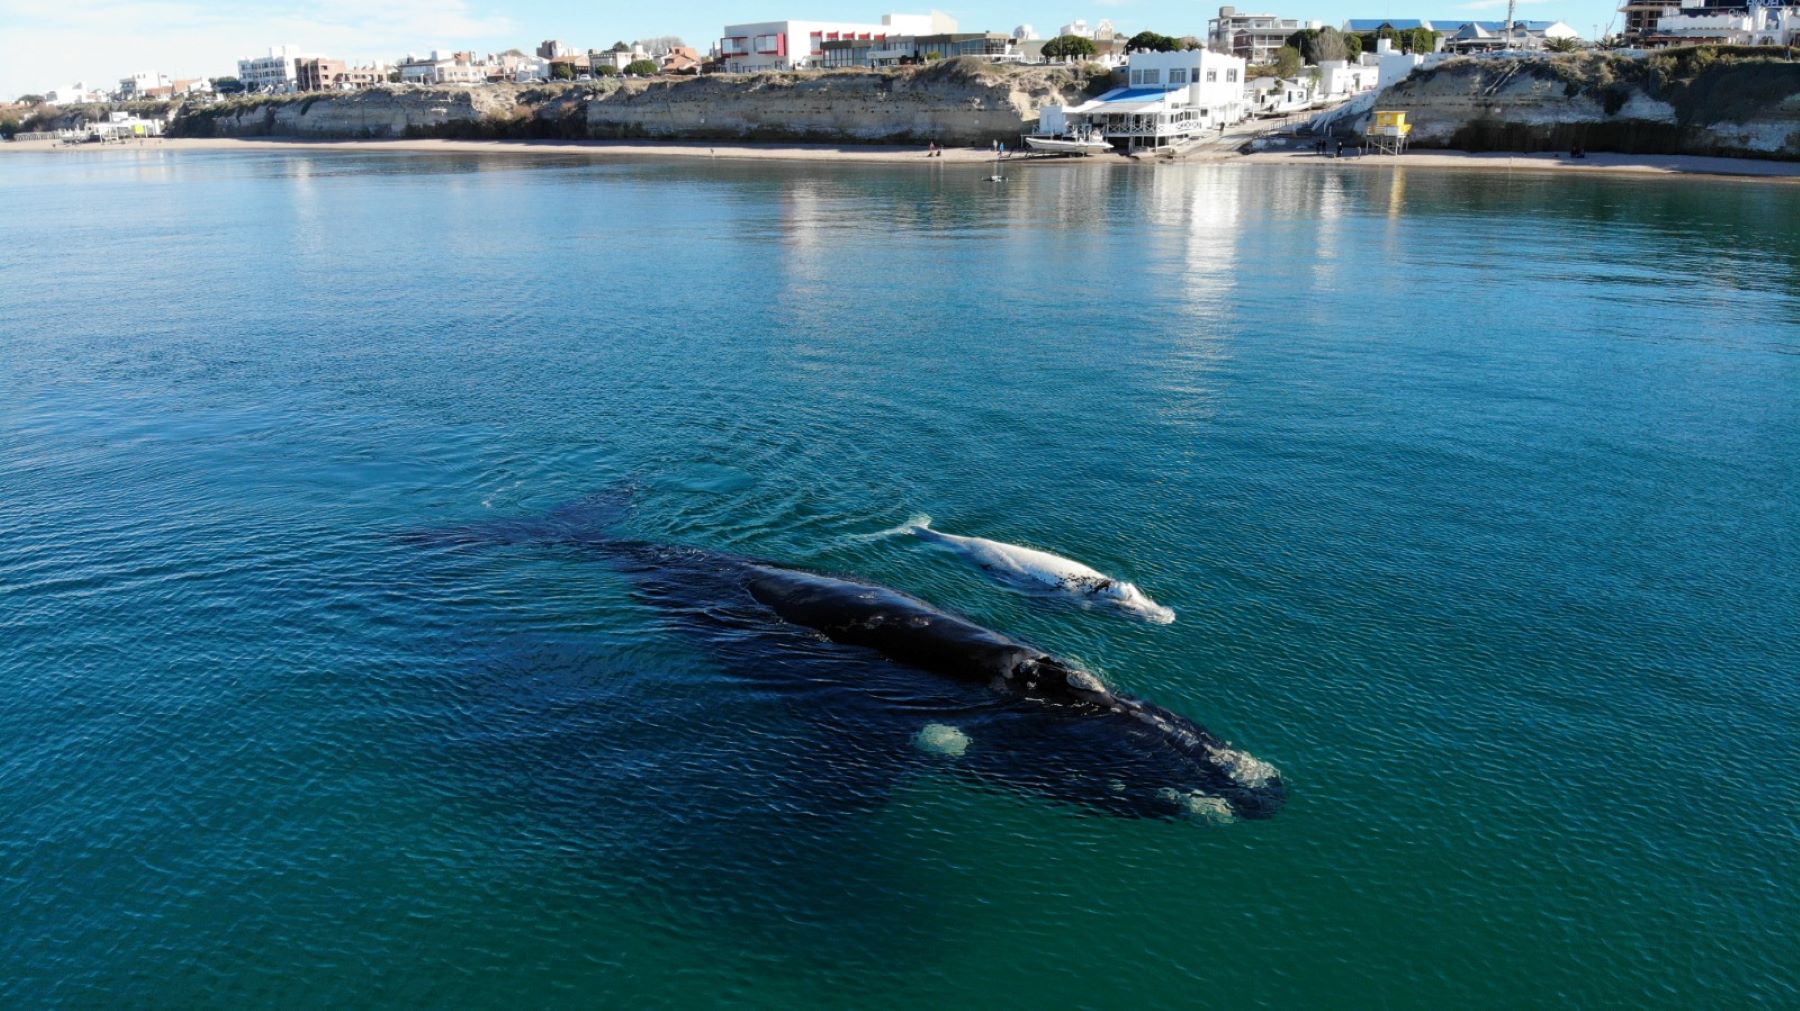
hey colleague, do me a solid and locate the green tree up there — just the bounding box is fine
[1126,30,1178,53]
[550,62,576,80]
[1408,28,1439,53]
[1,117,20,139]
[596,65,622,76]
[610,41,630,53]
[16,93,45,105]
[624,59,659,76]
[1042,34,1099,61]
[1544,35,1584,53]
[1284,27,1319,58]
[1344,33,1364,59]
[1273,45,1303,78]
[922,50,943,61]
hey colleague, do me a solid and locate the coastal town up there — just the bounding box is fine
[5,3,1800,165]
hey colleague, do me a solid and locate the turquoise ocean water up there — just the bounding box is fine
[2,148,1796,1006]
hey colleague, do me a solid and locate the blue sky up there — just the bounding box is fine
[3,0,1624,99]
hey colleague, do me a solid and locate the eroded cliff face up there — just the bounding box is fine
[173,85,574,139]
[171,61,1103,146]
[583,60,1093,143]
[1372,49,1800,158]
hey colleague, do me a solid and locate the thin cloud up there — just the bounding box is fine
[1,0,513,95]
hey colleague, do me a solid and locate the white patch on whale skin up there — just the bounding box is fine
[1157,788,1237,823]
[914,723,970,757]
[1208,746,1281,789]
[1064,669,1108,694]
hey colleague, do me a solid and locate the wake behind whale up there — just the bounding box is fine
[412,495,1283,824]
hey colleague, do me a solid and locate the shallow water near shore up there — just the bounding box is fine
[3,147,1797,1006]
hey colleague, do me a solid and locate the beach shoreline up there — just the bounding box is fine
[1231,146,1800,182]
[0,135,1008,164]
[7,135,1800,182]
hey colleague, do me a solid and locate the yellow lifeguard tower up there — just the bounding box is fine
[1367,110,1412,156]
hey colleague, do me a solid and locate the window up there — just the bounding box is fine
[1206,69,1217,82]
[1143,69,1161,84]
[1169,68,1187,84]
[1227,68,1238,82]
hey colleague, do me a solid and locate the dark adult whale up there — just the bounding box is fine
[412,496,1286,823]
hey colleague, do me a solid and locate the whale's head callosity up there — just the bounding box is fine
[992,655,1284,822]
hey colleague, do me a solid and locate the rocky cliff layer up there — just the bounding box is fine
[171,60,1106,146]
[1367,48,1800,159]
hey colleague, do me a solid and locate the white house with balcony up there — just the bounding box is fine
[1036,49,1249,153]
[719,11,956,72]
[237,46,310,92]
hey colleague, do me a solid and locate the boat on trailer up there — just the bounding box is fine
[1024,134,1114,156]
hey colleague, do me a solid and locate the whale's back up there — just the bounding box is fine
[744,565,1032,681]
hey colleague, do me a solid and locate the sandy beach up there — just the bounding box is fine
[8,135,1800,181]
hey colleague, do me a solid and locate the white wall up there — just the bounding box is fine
[1126,50,1247,109]
[1376,47,1425,91]
[1325,61,1379,98]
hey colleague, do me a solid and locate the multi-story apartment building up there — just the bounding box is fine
[295,58,390,91]
[1207,7,1322,64]
[238,46,309,92]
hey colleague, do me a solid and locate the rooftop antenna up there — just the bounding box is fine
[1503,0,1518,49]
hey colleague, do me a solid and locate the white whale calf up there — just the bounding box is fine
[900,516,1176,624]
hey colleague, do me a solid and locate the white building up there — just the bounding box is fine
[1439,19,1583,51]
[719,12,956,72]
[1038,49,1249,152]
[1208,7,1323,65]
[44,82,106,105]
[88,110,165,140]
[1056,18,1119,40]
[397,51,493,85]
[1646,1,1800,45]
[1248,75,1316,115]
[592,43,654,71]
[1374,38,1437,91]
[506,54,552,82]
[1315,55,1382,100]
[116,72,170,98]
[238,46,308,92]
